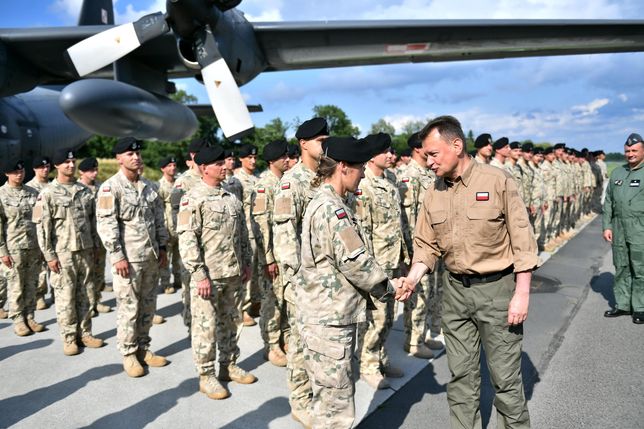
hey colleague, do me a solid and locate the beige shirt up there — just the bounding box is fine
[412,160,538,275]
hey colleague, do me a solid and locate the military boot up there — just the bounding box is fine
[104,285,113,292]
[27,318,45,333]
[199,374,230,400]
[0,308,7,319]
[152,314,165,325]
[361,372,390,389]
[36,297,48,310]
[63,341,80,356]
[164,286,176,294]
[80,335,104,348]
[218,364,257,384]
[137,349,168,367]
[425,338,445,350]
[123,353,145,377]
[404,343,434,359]
[382,365,404,378]
[266,347,287,367]
[291,408,313,429]
[96,303,111,313]
[14,321,32,337]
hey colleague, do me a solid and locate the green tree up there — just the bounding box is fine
[312,105,359,137]
[369,118,396,135]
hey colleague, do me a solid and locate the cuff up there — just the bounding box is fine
[0,246,8,258]
[43,252,58,262]
[513,252,539,273]
[109,250,127,265]
[191,268,208,283]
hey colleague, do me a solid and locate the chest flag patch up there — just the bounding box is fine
[281,182,291,190]
[335,208,348,220]
[257,187,265,194]
[355,189,363,196]
[102,186,111,192]
[476,192,490,201]
[402,177,410,183]
[615,180,623,186]
[629,179,640,187]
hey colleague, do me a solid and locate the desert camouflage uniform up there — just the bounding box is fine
[251,169,284,352]
[96,171,168,356]
[81,181,108,307]
[505,160,525,203]
[35,179,98,343]
[297,184,395,429]
[572,161,584,226]
[25,177,49,303]
[171,167,202,327]
[581,159,594,215]
[177,181,251,375]
[156,176,182,291]
[354,167,411,375]
[272,160,316,415]
[540,159,558,242]
[235,168,262,313]
[528,160,546,244]
[0,183,40,327]
[489,157,505,170]
[398,159,442,346]
[517,157,534,208]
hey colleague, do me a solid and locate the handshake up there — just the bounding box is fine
[392,277,415,302]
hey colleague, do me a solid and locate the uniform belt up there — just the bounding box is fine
[449,265,514,287]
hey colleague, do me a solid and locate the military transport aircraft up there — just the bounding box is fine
[1,0,644,175]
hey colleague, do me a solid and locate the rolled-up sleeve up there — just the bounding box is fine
[504,176,539,272]
[411,194,441,273]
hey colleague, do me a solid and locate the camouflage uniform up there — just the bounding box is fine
[81,180,108,308]
[489,157,505,170]
[505,160,525,203]
[517,157,534,208]
[177,181,251,374]
[272,160,316,415]
[297,184,395,429]
[235,168,262,313]
[25,178,49,304]
[251,169,285,352]
[540,159,558,243]
[96,171,168,356]
[34,179,98,344]
[528,160,546,245]
[581,159,594,215]
[171,167,202,327]
[354,167,410,375]
[156,176,181,291]
[223,172,244,201]
[550,159,566,238]
[0,183,40,326]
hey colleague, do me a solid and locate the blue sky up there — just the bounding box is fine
[2,0,644,153]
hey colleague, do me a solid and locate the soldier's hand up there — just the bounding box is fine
[508,291,529,325]
[265,263,279,280]
[47,258,61,274]
[603,229,613,243]
[529,205,537,215]
[114,259,130,278]
[196,278,212,298]
[158,250,168,268]
[1,255,13,269]
[241,266,251,283]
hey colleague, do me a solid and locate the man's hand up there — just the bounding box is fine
[241,266,251,283]
[47,258,61,274]
[529,205,537,215]
[158,249,168,268]
[603,229,613,243]
[392,278,413,302]
[265,263,279,281]
[114,258,130,278]
[1,255,13,269]
[196,278,212,299]
[508,291,529,325]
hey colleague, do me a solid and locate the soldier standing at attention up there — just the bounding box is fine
[529,148,546,250]
[473,133,493,164]
[0,159,44,337]
[355,133,410,389]
[490,137,510,170]
[272,117,328,427]
[234,144,262,326]
[505,142,525,202]
[222,150,244,200]
[251,140,289,367]
[156,156,181,295]
[541,147,559,252]
[177,146,255,400]
[96,138,169,378]
[26,156,51,311]
[297,136,405,429]
[35,149,104,355]
[518,143,535,215]
[78,157,112,315]
[402,116,538,429]
[603,133,644,324]
[287,144,301,170]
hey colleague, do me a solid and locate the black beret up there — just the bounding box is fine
[596,150,605,156]
[509,141,521,150]
[158,156,177,169]
[287,144,300,158]
[32,156,51,169]
[626,133,643,146]
[53,148,76,165]
[194,146,226,165]
[323,137,373,164]
[295,117,328,140]
[566,148,574,155]
[492,137,509,150]
[581,148,589,155]
[113,137,142,155]
[78,157,98,171]
[521,143,534,153]
[224,150,235,158]
[188,137,208,154]
[3,159,24,174]
[543,147,554,155]
[474,133,493,149]
[238,144,258,158]
[364,133,392,156]
[401,148,412,157]
[532,147,544,155]
[262,140,288,162]
[553,143,566,150]
[407,132,422,149]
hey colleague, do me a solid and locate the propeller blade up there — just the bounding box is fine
[195,30,254,140]
[66,12,168,77]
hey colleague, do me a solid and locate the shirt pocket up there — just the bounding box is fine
[2,199,21,219]
[119,194,140,221]
[466,207,504,242]
[203,202,228,230]
[53,197,71,219]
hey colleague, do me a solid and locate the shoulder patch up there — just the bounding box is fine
[281,182,291,190]
[335,208,347,219]
[257,187,265,194]
[338,227,364,257]
[274,195,292,216]
[97,194,114,210]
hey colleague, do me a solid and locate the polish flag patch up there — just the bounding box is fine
[355,189,362,196]
[402,177,410,183]
[335,208,347,219]
[257,187,265,193]
[175,183,183,189]
[476,192,489,201]
[281,182,291,190]
[181,199,189,206]
[102,186,110,192]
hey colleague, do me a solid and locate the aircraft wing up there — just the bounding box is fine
[253,19,644,71]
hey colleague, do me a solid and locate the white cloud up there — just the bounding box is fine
[51,0,83,18]
[571,98,610,117]
[383,114,430,133]
[115,0,166,24]
[244,9,283,22]
[618,93,629,102]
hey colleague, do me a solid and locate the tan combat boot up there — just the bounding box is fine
[63,341,80,356]
[123,353,145,377]
[103,284,113,292]
[164,286,175,294]
[199,374,230,400]
[36,297,48,310]
[26,318,45,333]
[137,349,168,367]
[242,311,256,326]
[404,343,434,359]
[361,372,390,389]
[80,335,104,348]
[14,321,32,337]
[291,408,313,429]
[267,347,287,367]
[96,303,111,313]
[0,308,7,319]
[218,364,257,384]
[152,314,165,325]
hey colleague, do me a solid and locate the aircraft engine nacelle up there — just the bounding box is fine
[59,79,198,141]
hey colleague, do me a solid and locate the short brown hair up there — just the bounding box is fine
[418,115,466,145]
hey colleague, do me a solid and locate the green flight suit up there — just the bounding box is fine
[602,162,644,312]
